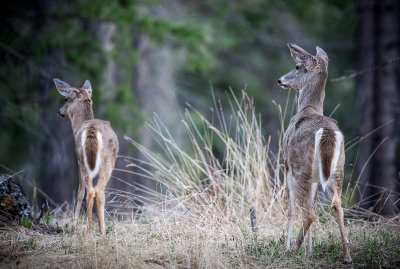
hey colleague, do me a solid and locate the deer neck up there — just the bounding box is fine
[70,101,94,137]
[297,73,326,115]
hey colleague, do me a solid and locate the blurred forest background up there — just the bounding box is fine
[0,0,399,215]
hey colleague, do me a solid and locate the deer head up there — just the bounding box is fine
[54,78,93,118]
[278,43,329,90]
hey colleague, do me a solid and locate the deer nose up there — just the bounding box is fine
[57,110,64,117]
[278,79,282,84]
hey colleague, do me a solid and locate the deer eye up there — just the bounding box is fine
[64,97,68,102]
[296,65,300,70]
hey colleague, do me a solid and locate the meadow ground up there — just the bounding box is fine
[1,91,399,268]
[0,207,399,268]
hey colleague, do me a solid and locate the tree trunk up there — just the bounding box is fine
[355,0,399,215]
[371,0,399,215]
[355,0,375,209]
[36,0,78,205]
[132,32,184,203]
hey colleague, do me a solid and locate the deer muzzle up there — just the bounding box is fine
[58,109,65,117]
[278,77,290,88]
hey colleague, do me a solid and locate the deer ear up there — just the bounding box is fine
[54,78,77,99]
[287,43,313,69]
[316,46,328,64]
[82,80,92,98]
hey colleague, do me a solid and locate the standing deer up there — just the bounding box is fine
[54,78,119,234]
[278,44,352,263]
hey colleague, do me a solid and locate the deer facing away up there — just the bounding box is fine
[54,78,119,234]
[278,44,352,264]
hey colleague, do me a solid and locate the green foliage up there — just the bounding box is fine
[0,0,212,184]
[106,221,115,235]
[25,237,36,250]
[0,0,359,204]
[353,229,400,267]
[139,216,149,224]
[45,213,51,226]
[21,218,32,229]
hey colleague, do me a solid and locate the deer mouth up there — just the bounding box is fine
[277,79,290,89]
[278,82,290,89]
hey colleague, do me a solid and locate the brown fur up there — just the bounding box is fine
[55,78,119,234]
[280,44,351,263]
[319,129,336,181]
[85,126,98,170]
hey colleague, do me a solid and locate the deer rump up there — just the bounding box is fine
[81,126,103,179]
[286,114,342,192]
[313,128,343,191]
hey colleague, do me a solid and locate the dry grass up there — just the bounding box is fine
[1,213,399,268]
[1,90,399,268]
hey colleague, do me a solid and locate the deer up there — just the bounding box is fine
[54,78,119,234]
[278,44,352,264]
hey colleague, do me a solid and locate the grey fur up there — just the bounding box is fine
[279,44,352,264]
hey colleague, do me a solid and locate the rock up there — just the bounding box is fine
[0,174,31,220]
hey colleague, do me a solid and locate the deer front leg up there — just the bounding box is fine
[286,169,295,251]
[295,207,315,249]
[307,182,319,252]
[307,223,313,251]
[74,177,85,219]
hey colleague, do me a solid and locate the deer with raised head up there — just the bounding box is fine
[54,78,119,234]
[278,44,352,264]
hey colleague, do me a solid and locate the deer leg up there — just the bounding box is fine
[295,206,315,249]
[74,181,85,220]
[100,189,106,234]
[94,186,105,234]
[286,169,296,251]
[100,190,106,234]
[307,182,319,252]
[86,177,95,232]
[307,223,313,252]
[329,187,352,264]
[95,169,110,235]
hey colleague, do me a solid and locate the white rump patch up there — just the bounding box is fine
[314,129,343,191]
[311,128,323,183]
[81,129,103,179]
[323,131,343,191]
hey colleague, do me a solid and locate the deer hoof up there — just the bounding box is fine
[343,257,353,264]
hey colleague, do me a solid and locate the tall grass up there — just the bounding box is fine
[1,89,400,268]
[122,89,287,224]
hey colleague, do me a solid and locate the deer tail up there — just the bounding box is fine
[81,126,102,179]
[314,128,343,191]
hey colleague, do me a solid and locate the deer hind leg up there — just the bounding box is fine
[86,176,95,232]
[94,187,105,234]
[328,185,352,264]
[94,185,106,235]
[307,182,319,252]
[95,167,111,235]
[286,168,296,251]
